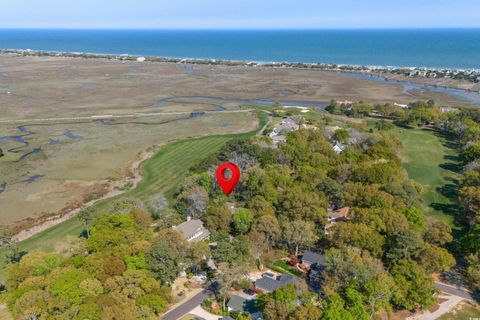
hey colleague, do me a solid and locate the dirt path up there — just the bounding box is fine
[11,148,155,242]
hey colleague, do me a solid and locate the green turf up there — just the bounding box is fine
[0,111,268,279]
[367,120,459,226]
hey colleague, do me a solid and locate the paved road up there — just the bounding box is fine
[435,281,474,301]
[162,288,214,320]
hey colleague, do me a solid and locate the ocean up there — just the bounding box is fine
[0,29,479,69]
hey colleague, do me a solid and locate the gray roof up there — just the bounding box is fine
[302,250,326,266]
[227,295,258,314]
[174,219,210,242]
[254,273,299,293]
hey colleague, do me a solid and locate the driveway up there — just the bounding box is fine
[435,281,474,301]
[162,283,218,320]
[189,306,222,320]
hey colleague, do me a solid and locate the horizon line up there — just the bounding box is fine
[1,27,480,31]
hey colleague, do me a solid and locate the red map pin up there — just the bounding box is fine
[215,162,241,195]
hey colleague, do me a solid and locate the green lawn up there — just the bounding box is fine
[367,120,459,226]
[0,111,268,279]
[439,303,480,319]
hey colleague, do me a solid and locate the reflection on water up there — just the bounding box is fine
[341,72,480,105]
[22,174,45,184]
[63,130,83,141]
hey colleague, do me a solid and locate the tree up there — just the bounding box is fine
[333,129,349,143]
[458,186,480,224]
[280,186,327,227]
[390,260,437,310]
[404,206,426,231]
[466,253,480,291]
[329,222,385,258]
[259,284,299,320]
[247,195,275,216]
[217,263,248,311]
[232,208,254,235]
[187,241,211,272]
[375,120,394,131]
[250,215,280,252]
[424,220,453,246]
[204,203,232,233]
[280,219,318,256]
[77,207,95,239]
[386,230,423,266]
[153,208,182,230]
[322,293,354,320]
[419,244,455,273]
[147,193,169,219]
[147,230,187,284]
[364,274,394,317]
[180,185,209,219]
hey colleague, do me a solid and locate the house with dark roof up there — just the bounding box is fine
[301,250,326,270]
[254,273,299,293]
[173,218,210,243]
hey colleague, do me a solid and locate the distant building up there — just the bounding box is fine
[254,273,299,293]
[173,219,210,243]
[136,56,146,62]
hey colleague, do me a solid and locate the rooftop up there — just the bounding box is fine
[254,273,299,293]
[327,207,350,220]
[174,219,210,243]
[302,250,326,266]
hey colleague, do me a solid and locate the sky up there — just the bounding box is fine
[0,0,479,29]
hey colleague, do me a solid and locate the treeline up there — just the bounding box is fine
[326,99,452,127]
[445,109,480,293]
[329,99,480,294]
[181,122,455,318]
[1,118,458,319]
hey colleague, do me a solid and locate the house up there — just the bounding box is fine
[332,142,346,154]
[268,117,299,140]
[136,56,146,62]
[325,207,351,234]
[227,294,261,319]
[173,218,210,243]
[254,273,299,293]
[327,207,350,223]
[301,250,327,270]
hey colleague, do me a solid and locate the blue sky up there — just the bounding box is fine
[1,0,479,29]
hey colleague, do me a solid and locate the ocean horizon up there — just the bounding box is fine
[0,29,479,69]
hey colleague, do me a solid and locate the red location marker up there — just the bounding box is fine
[215,162,241,195]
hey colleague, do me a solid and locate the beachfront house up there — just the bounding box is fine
[173,218,210,243]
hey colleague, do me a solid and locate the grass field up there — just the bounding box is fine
[367,120,459,226]
[439,303,480,319]
[0,111,268,279]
